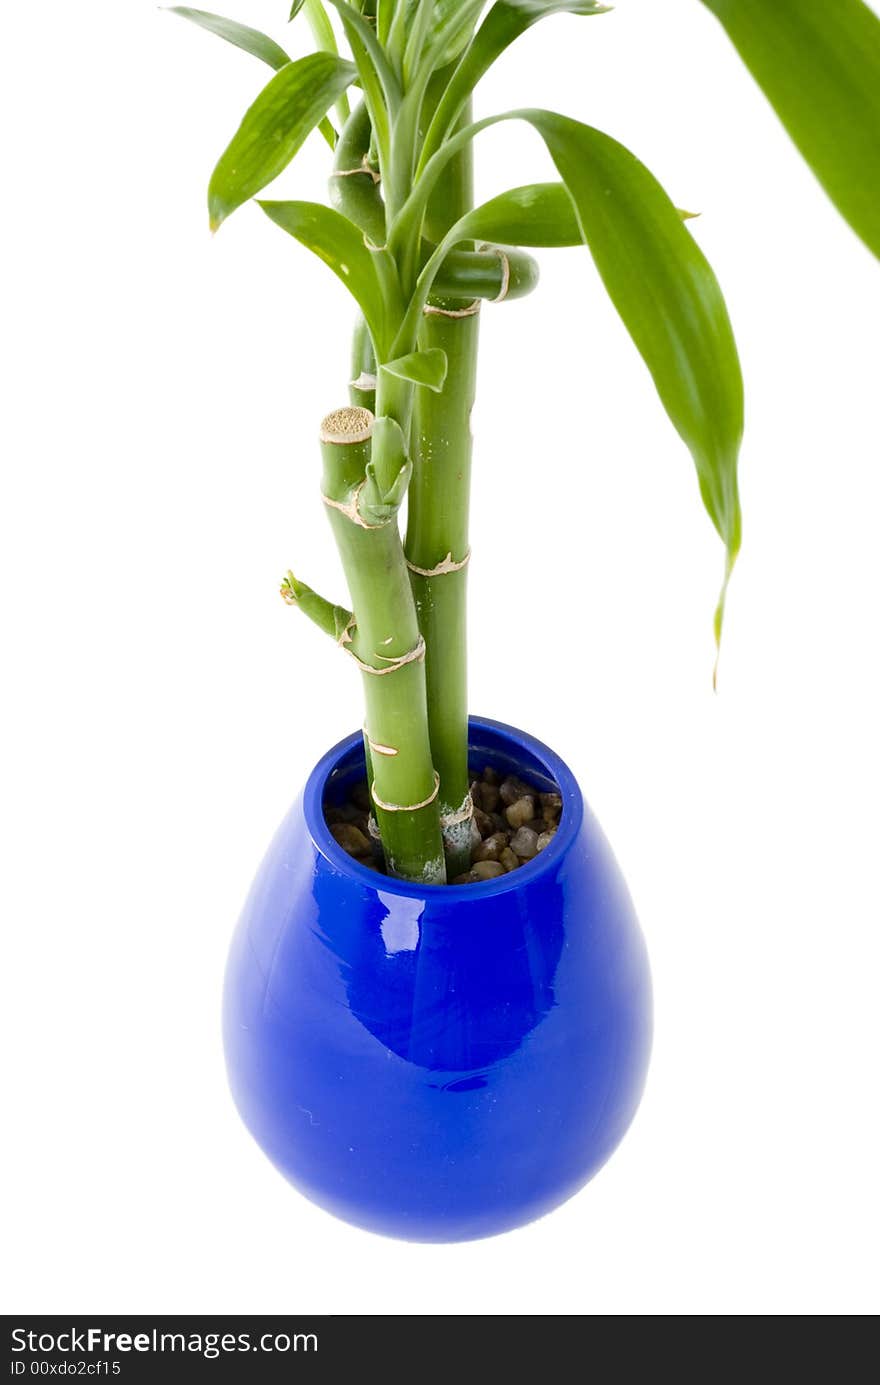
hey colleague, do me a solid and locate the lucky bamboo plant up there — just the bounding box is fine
[168,0,880,884]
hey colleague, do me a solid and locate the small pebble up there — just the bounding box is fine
[474,832,507,863]
[505,796,535,829]
[500,775,533,807]
[331,823,372,855]
[473,807,494,837]
[328,768,561,884]
[509,826,538,859]
[471,859,505,881]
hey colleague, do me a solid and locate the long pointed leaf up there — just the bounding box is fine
[258,200,391,352]
[530,114,744,617]
[411,111,743,644]
[700,0,880,259]
[322,2,394,166]
[208,53,356,229]
[166,6,292,70]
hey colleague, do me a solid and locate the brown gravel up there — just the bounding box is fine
[326,763,562,885]
[450,766,562,884]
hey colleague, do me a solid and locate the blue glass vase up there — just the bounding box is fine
[223,717,652,1241]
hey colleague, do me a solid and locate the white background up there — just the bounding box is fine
[3,0,879,1316]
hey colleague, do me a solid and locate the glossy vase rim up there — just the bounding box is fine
[304,715,585,900]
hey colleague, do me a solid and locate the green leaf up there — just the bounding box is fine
[208,52,356,229]
[321,2,395,165]
[258,200,391,351]
[426,0,488,68]
[166,7,292,68]
[458,182,696,246]
[289,1,306,17]
[364,416,412,517]
[700,0,880,259]
[381,349,448,392]
[457,182,581,246]
[323,0,401,110]
[412,111,743,646]
[421,1,609,166]
[530,114,743,631]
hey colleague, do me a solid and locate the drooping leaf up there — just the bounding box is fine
[382,348,448,392]
[421,1,609,167]
[258,200,392,352]
[167,7,336,153]
[166,7,292,69]
[411,111,743,645]
[208,53,356,229]
[700,0,880,259]
[530,114,744,631]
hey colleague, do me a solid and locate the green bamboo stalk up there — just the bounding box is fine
[319,404,446,883]
[430,245,539,302]
[349,316,377,412]
[405,102,480,877]
[407,307,478,875]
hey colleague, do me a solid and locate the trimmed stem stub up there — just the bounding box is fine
[320,405,374,446]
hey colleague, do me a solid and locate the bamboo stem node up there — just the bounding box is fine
[423,299,481,319]
[478,243,511,303]
[350,371,378,392]
[406,548,471,577]
[322,480,391,530]
[331,154,381,186]
[347,634,427,676]
[337,615,357,647]
[372,772,440,814]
